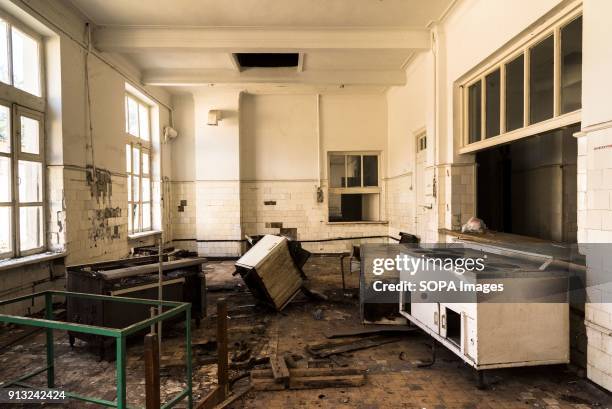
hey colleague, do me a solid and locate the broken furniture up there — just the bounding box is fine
[395,243,570,375]
[0,291,193,409]
[66,257,206,355]
[235,235,305,311]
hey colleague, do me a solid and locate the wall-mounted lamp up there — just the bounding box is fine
[207,110,221,126]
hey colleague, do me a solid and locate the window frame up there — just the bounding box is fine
[0,10,44,99]
[460,6,582,154]
[327,151,381,195]
[0,102,46,259]
[125,92,152,235]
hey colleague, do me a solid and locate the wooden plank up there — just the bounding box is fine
[217,299,229,392]
[324,325,414,339]
[250,377,286,391]
[251,367,365,378]
[270,354,290,385]
[289,374,366,390]
[144,333,160,409]
[215,385,253,409]
[196,387,226,409]
[308,336,401,358]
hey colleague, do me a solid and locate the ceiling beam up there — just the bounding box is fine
[142,68,406,86]
[94,27,430,53]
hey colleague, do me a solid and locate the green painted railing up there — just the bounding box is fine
[0,290,193,409]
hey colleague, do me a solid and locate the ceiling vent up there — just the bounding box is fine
[234,53,299,68]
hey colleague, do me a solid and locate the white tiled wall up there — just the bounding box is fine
[386,174,416,239]
[578,127,612,391]
[63,168,130,265]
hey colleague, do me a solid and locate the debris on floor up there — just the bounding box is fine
[0,256,610,409]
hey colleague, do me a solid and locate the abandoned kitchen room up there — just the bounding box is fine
[0,0,611,408]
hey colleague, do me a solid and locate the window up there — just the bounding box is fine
[529,35,554,124]
[505,55,524,132]
[125,93,152,234]
[328,153,380,222]
[467,81,482,143]
[0,106,45,258]
[560,16,582,114]
[0,14,44,260]
[485,69,500,138]
[0,17,42,96]
[463,10,582,148]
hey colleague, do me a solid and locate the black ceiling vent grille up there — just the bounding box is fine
[235,53,299,68]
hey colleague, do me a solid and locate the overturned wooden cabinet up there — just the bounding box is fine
[235,235,304,310]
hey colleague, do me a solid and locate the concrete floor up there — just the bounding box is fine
[0,255,610,408]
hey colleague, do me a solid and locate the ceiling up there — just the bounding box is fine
[69,0,454,90]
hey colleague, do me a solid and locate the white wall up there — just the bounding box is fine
[580,0,612,392]
[169,90,390,255]
[386,52,432,239]
[321,94,387,160]
[241,94,318,181]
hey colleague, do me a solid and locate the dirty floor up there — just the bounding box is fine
[0,255,610,409]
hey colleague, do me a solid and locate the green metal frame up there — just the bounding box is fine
[0,290,192,409]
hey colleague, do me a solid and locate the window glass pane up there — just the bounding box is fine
[329,155,345,188]
[19,205,42,251]
[363,155,378,187]
[20,116,39,154]
[529,35,554,124]
[142,177,150,202]
[133,175,140,202]
[125,144,131,173]
[0,105,10,153]
[142,152,150,175]
[485,69,500,138]
[0,21,8,85]
[127,175,132,202]
[132,147,140,175]
[128,203,133,233]
[505,54,524,132]
[346,155,361,187]
[139,104,149,140]
[468,81,482,143]
[133,203,140,232]
[142,203,151,230]
[561,16,582,114]
[127,97,139,136]
[11,27,40,96]
[0,156,10,202]
[18,160,42,202]
[0,207,10,254]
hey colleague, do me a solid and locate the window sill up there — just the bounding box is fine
[327,221,389,225]
[128,230,162,241]
[0,251,67,272]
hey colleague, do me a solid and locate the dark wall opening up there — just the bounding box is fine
[476,123,579,243]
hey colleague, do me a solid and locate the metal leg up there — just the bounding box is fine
[417,340,436,368]
[44,293,54,388]
[68,334,75,348]
[340,254,347,291]
[116,336,127,409]
[477,370,487,389]
[186,307,193,409]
